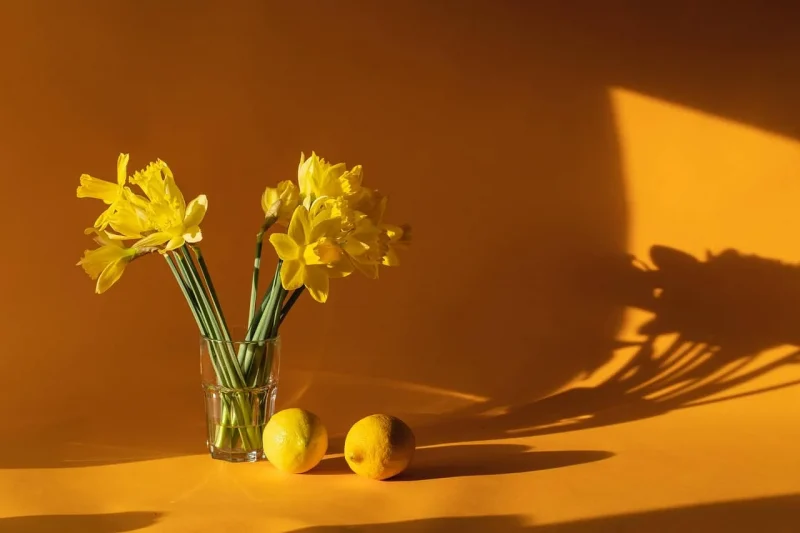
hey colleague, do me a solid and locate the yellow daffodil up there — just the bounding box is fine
[129,160,183,210]
[77,155,207,253]
[339,214,386,279]
[309,189,384,236]
[77,230,140,294]
[268,205,344,302]
[123,160,207,252]
[76,153,130,230]
[297,152,364,205]
[261,180,299,226]
[132,194,207,252]
[297,157,405,278]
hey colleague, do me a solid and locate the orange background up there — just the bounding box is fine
[0,1,799,531]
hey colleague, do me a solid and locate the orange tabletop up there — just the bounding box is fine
[0,2,798,532]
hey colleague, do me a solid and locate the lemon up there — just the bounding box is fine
[344,414,415,480]
[263,408,328,473]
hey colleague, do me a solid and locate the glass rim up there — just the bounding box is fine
[200,333,280,345]
[202,382,274,393]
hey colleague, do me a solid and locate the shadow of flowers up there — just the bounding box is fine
[0,512,161,533]
[287,493,800,532]
[413,246,800,445]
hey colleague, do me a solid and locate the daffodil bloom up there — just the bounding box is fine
[129,160,183,210]
[339,213,386,279]
[297,152,364,206]
[132,194,207,252]
[77,230,141,294]
[125,161,207,252]
[76,153,130,230]
[268,205,343,302]
[261,180,299,226]
[307,191,399,277]
[310,189,383,235]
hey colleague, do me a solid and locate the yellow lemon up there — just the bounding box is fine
[263,408,328,473]
[344,414,415,480]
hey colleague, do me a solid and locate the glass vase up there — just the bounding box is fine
[200,331,280,462]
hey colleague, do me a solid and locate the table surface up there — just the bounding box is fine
[3,311,799,533]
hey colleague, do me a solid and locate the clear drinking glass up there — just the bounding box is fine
[200,330,280,462]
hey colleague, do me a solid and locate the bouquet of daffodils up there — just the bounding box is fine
[76,152,409,452]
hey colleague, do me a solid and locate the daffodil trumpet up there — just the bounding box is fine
[77,152,410,455]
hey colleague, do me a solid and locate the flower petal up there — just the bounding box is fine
[309,240,343,265]
[288,206,310,244]
[183,195,208,228]
[269,233,300,260]
[134,232,171,248]
[91,207,115,230]
[163,235,185,252]
[109,206,151,238]
[77,175,118,203]
[78,245,128,278]
[183,226,203,244]
[161,162,186,214]
[297,152,310,196]
[304,266,330,303]
[96,257,130,294]
[262,186,279,218]
[339,165,363,195]
[327,254,354,278]
[310,216,341,242]
[280,260,304,290]
[343,239,369,257]
[130,163,165,203]
[116,153,130,186]
[382,248,400,267]
[316,162,346,197]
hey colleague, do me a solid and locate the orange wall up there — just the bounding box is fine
[0,1,798,459]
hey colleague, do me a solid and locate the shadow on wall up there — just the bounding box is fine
[0,512,161,533]
[287,493,800,532]
[1,2,799,468]
[405,246,800,448]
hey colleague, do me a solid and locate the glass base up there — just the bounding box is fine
[208,445,265,463]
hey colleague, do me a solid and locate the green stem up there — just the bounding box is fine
[166,253,229,386]
[214,398,233,448]
[239,261,282,368]
[238,289,270,367]
[178,247,246,387]
[245,276,286,387]
[267,286,287,340]
[192,246,232,343]
[174,249,257,450]
[187,246,241,384]
[164,254,206,336]
[259,285,285,390]
[250,341,276,388]
[166,254,243,449]
[279,286,306,327]
[191,247,256,447]
[240,263,285,390]
[257,263,283,341]
[249,217,278,329]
